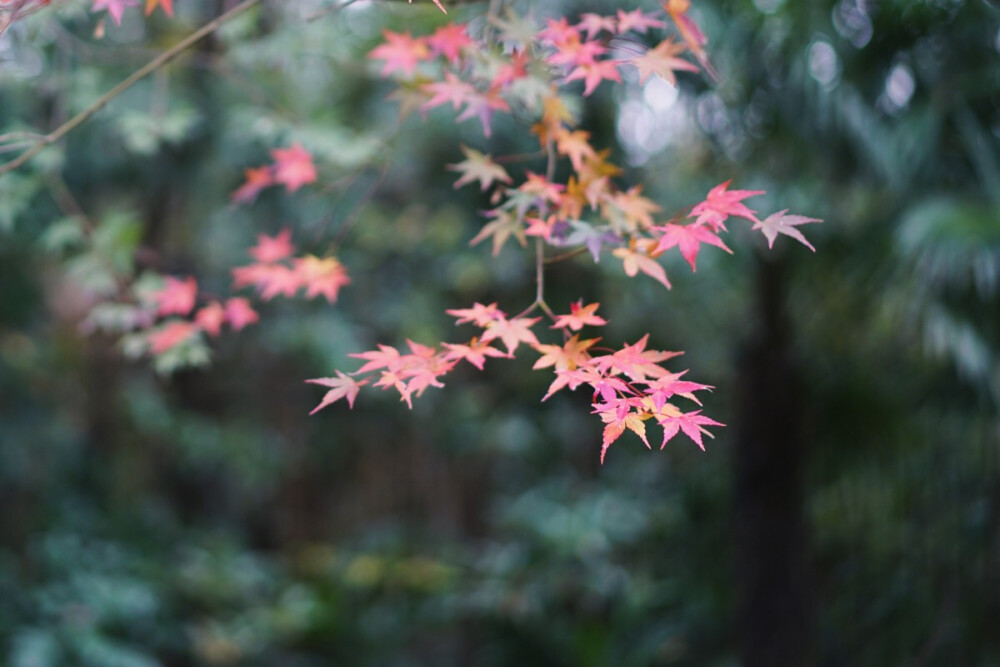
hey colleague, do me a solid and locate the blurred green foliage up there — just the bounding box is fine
[1,0,998,664]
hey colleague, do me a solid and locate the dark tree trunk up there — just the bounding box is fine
[734,257,815,667]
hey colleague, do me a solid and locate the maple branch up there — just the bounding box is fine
[0,0,262,178]
[543,247,588,265]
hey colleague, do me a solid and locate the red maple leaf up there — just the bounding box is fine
[271,143,317,193]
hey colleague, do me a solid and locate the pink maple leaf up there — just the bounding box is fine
[148,321,197,355]
[652,222,732,271]
[426,23,472,63]
[153,276,197,317]
[369,30,431,77]
[249,228,295,263]
[446,302,505,327]
[307,371,367,413]
[552,301,607,331]
[480,315,540,354]
[658,410,724,450]
[294,255,351,303]
[690,180,765,231]
[576,13,617,39]
[224,297,259,331]
[92,0,138,26]
[271,143,317,193]
[566,59,623,96]
[194,301,226,337]
[441,338,510,370]
[231,166,274,205]
[751,210,822,251]
[616,8,666,34]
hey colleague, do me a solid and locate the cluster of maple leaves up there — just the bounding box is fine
[24,0,821,462]
[304,1,821,462]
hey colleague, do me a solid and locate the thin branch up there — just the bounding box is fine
[544,246,588,265]
[0,0,262,178]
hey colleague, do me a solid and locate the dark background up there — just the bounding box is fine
[1,0,998,664]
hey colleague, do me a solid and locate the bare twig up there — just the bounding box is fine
[0,0,262,178]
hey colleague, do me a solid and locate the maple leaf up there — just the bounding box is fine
[307,371,367,413]
[271,143,317,193]
[566,59,622,96]
[616,8,665,34]
[446,302,505,327]
[599,400,651,464]
[369,30,431,78]
[658,410,724,450]
[491,49,531,89]
[751,210,822,251]
[652,222,732,271]
[554,127,597,172]
[257,264,302,300]
[552,301,607,331]
[625,38,699,85]
[194,301,225,337]
[92,0,138,26]
[441,338,509,370]
[447,145,512,192]
[548,38,607,68]
[421,71,475,112]
[249,228,294,263]
[576,13,617,39]
[642,372,712,411]
[524,215,560,243]
[613,240,671,288]
[224,297,259,330]
[351,344,402,374]
[538,17,580,45]
[153,276,197,317]
[454,89,510,138]
[144,0,171,17]
[595,334,681,382]
[605,186,661,231]
[232,166,274,205]
[470,209,526,256]
[690,180,765,231]
[533,334,598,372]
[480,315,540,354]
[294,255,351,303]
[426,23,470,63]
[663,0,717,80]
[147,320,197,355]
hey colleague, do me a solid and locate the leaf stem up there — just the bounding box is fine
[0,0,263,178]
